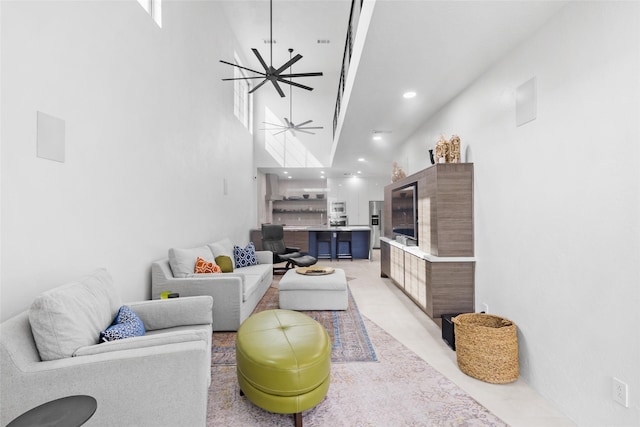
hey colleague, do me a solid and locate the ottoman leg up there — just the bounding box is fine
[294,412,302,427]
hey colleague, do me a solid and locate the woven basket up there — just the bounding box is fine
[452,313,519,384]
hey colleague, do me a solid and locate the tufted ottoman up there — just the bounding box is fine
[236,309,331,427]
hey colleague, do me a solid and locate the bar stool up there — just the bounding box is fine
[336,231,353,261]
[316,231,333,259]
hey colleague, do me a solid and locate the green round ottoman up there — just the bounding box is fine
[236,309,331,427]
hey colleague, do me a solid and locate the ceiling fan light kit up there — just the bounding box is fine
[220,0,323,97]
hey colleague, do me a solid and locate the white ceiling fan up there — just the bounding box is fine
[262,48,324,136]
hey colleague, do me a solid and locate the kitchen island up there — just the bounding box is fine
[250,226,372,260]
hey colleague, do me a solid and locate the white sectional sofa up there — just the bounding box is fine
[151,238,273,331]
[0,269,213,427]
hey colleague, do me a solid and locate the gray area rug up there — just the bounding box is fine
[212,282,377,365]
[207,316,508,426]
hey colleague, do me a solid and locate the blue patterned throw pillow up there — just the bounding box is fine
[100,305,146,342]
[233,242,258,268]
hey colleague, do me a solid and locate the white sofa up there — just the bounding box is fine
[151,238,273,331]
[0,269,213,427]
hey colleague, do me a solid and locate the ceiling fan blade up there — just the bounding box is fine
[300,126,324,130]
[251,48,270,72]
[284,118,292,127]
[221,76,268,81]
[275,53,303,74]
[249,78,269,94]
[279,72,324,78]
[277,78,314,92]
[219,60,264,76]
[262,121,286,127]
[296,120,313,127]
[270,80,285,97]
[297,129,316,135]
[273,129,289,136]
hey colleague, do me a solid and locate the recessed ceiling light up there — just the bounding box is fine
[372,135,382,141]
[403,91,417,99]
[283,171,288,174]
[358,158,365,162]
[287,176,292,179]
[357,171,362,174]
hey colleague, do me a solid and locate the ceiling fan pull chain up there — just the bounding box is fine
[289,48,293,123]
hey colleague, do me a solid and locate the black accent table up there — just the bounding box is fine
[7,395,97,427]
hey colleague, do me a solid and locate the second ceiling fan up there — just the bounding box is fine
[263,48,324,136]
[220,0,323,97]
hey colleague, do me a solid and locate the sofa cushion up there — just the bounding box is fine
[234,242,258,268]
[168,246,214,278]
[208,238,236,269]
[215,255,234,273]
[29,269,122,361]
[100,305,146,342]
[237,263,272,301]
[74,329,204,357]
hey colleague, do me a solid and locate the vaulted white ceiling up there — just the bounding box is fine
[220,0,566,180]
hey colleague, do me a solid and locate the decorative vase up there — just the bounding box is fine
[435,136,449,163]
[449,135,461,163]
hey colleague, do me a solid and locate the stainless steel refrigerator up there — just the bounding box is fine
[369,200,383,249]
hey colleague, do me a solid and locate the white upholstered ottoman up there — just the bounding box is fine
[279,267,348,311]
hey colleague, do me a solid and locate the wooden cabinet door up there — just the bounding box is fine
[416,256,427,310]
[250,230,263,251]
[283,231,310,253]
[380,240,390,277]
[404,252,418,301]
[404,252,427,308]
[390,246,404,288]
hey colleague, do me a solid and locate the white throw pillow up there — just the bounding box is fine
[168,246,215,278]
[208,238,236,269]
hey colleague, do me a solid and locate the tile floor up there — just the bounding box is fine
[318,250,577,427]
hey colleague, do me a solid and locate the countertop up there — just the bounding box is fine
[296,226,371,232]
[380,236,475,262]
[252,226,372,232]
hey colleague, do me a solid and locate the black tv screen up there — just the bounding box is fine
[391,184,418,240]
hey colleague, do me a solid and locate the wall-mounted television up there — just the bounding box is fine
[391,183,418,241]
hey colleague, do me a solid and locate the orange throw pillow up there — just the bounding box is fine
[195,257,221,274]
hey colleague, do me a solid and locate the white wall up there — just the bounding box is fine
[0,1,257,320]
[327,176,386,225]
[396,2,639,425]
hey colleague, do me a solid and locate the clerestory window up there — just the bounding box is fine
[233,53,253,134]
[136,0,162,28]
